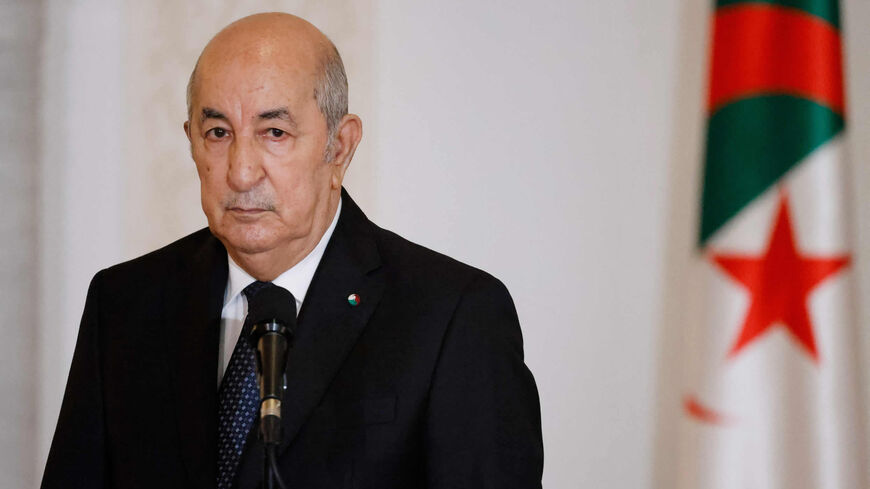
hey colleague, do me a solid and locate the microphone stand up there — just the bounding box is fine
[250,319,291,489]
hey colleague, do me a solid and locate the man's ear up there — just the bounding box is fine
[184,120,191,141]
[329,114,362,189]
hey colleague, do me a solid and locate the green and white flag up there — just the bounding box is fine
[679,1,866,487]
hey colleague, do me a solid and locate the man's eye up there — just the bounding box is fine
[269,128,285,138]
[208,127,228,138]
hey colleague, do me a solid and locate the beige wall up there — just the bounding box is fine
[4,0,869,487]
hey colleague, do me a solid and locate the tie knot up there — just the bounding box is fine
[243,280,271,300]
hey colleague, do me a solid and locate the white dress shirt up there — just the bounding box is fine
[218,199,342,384]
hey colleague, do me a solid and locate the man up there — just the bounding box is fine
[42,13,543,489]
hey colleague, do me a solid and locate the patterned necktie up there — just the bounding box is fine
[216,280,270,489]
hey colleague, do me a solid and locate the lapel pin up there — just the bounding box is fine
[347,293,361,306]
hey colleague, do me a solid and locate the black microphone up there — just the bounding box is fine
[246,284,296,446]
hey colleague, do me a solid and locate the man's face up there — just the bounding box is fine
[186,48,339,260]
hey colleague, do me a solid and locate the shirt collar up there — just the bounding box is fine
[224,198,342,310]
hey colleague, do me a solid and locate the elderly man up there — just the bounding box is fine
[42,13,542,489]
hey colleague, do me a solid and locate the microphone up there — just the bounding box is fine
[246,284,296,446]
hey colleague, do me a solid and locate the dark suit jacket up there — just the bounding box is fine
[41,190,543,489]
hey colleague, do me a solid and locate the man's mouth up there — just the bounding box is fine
[227,207,269,218]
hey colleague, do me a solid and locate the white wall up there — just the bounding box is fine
[840,2,870,486]
[370,2,682,487]
[14,0,870,487]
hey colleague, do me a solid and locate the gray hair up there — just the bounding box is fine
[315,45,348,156]
[186,42,349,158]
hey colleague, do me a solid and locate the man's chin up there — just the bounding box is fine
[211,225,278,256]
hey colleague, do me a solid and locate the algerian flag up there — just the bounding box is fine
[677,1,866,488]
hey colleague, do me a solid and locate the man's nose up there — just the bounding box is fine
[227,135,265,191]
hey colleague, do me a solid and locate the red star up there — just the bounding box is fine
[710,192,849,363]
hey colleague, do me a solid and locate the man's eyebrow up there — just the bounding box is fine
[258,107,297,127]
[200,107,227,124]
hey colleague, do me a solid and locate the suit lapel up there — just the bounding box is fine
[280,194,385,450]
[166,231,227,489]
[235,190,385,489]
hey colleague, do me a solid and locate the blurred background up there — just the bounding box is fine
[3,0,870,487]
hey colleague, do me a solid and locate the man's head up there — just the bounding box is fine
[184,13,362,280]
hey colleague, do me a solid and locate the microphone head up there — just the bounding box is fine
[246,283,297,329]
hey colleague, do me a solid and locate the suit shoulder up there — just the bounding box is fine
[97,228,218,286]
[369,223,509,296]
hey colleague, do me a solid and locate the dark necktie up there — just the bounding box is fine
[216,280,270,489]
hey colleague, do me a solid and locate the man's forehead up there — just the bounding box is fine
[188,13,332,119]
[198,45,317,83]
[192,56,315,109]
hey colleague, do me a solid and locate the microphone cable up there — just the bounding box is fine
[267,444,289,489]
